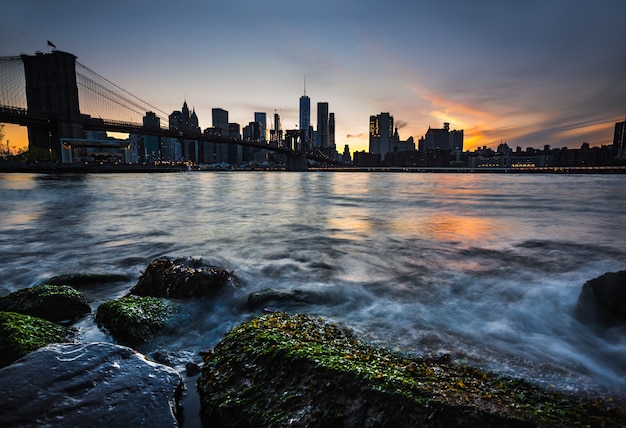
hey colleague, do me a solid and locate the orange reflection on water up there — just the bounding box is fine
[327,213,372,241]
[391,213,497,244]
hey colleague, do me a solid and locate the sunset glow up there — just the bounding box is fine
[1,1,624,155]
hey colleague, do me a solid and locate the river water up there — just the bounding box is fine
[1,171,626,397]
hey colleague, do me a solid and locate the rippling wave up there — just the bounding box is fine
[1,171,626,393]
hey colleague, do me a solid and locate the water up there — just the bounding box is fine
[2,171,626,397]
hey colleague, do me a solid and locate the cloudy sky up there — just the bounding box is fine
[2,0,625,153]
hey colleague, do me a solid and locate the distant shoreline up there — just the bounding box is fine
[0,163,187,174]
[1,163,625,174]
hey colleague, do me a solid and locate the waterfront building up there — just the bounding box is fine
[210,108,230,163]
[369,113,394,159]
[329,113,336,151]
[316,102,329,148]
[299,88,311,150]
[255,112,267,142]
[418,122,464,161]
[142,111,160,163]
[169,101,200,163]
[270,112,283,145]
[614,119,626,159]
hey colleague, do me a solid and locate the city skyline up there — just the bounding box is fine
[1,0,626,154]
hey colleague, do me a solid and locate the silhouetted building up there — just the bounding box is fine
[316,102,329,148]
[341,144,351,163]
[354,150,381,167]
[140,111,160,163]
[169,101,200,163]
[255,112,267,142]
[329,113,336,151]
[614,119,626,160]
[369,113,394,160]
[299,87,311,150]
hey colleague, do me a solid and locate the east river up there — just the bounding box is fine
[2,171,626,398]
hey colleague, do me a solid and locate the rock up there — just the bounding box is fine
[186,362,201,377]
[198,312,626,427]
[0,311,76,367]
[576,270,626,324]
[95,296,176,345]
[152,349,201,373]
[38,273,131,287]
[130,256,236,298]
[0,284,90,323]
[0,342,183,427]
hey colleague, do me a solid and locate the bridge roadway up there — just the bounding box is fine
[0,104,291,153]
[0,104,344,167]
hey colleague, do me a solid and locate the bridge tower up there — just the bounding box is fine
[20,51,84,160]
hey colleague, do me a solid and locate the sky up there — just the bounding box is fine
[1,0,626,154]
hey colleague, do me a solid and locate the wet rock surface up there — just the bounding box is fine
[0,284,90,323]
[130,256,236,298]
[198,312,626,428]
[0,342,183,427]
[576,269,626,324]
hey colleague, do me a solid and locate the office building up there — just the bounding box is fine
[316,102,329,148]
[369,112,394,159]
[299,88,311,150]
[254,112,267,142]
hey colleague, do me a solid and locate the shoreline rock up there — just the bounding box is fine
[0,342,183,427]
[129,256,237,298]
[0,311,76,367]
[198,312,626,427]
[0,284,90,323]
[576,269,626,324]
[95,295,177,345]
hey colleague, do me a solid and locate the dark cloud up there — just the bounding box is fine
[347,133,365,138]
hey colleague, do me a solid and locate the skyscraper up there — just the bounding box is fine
[254,112,267,142]
[299,80,311,150]
[329,112,335,151]
[316,102,329,148]
[614,119,626,159]
[369,112,394,158]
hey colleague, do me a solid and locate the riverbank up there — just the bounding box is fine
[0,162,187,173]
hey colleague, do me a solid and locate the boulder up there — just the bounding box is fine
[0,284,90,323]
[95,296,175,345]
[0,311,76,367]
[576,270,626,324]
[130,256,236,298]
[0,342,183,427]
[198,312,626,427]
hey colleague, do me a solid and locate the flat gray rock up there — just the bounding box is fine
[0,342,183,427]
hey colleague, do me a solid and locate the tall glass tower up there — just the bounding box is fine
[299,78,310,150]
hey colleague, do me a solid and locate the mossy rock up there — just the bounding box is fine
[0,284,90,323]
[0,311,76,368]
[95,296,175,345]
[198,312,626,427]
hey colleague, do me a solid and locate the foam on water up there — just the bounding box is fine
[1,171,626,396]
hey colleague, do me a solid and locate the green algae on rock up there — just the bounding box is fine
[198,312,626,427]
[95,296,175,346]
[0,311,76,367]
[0,284,91,323]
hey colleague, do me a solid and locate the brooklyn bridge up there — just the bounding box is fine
[0,50,338,171]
